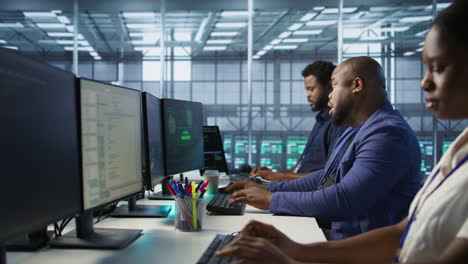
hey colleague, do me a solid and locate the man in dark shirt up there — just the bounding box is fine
[250,61,347,182]
[227,57,422,240]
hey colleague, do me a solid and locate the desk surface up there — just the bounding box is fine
[7,176,326,264]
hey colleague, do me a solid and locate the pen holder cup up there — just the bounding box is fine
[174,197,203,231]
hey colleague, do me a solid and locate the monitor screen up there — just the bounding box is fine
[80,79,143,211]
[418,136,434,179]
[203,126,228,173]
[162,99,204,175]
[0,48,81,242]
[233,136,257,168]
[142,92,165,189]
[286,136,307,169]
[260,136,284,171]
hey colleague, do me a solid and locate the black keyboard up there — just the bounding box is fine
[206,193,246,215]
[197,234,238,264]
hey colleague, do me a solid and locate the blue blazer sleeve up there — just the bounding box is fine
[268,169,326,192]
[269,125,415,219]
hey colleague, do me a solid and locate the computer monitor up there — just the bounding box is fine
[202,126,229,173]
[50,78,144,249]
[418,136,434,179]
[442,136,455,155]
[0,48,81,260]
[161,99,204,175]
[233,136,258,168]
[110,92,171,215]
[260,136,284,171]
[286,136,308,169]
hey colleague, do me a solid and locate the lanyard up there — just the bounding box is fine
[295,120,325,171]
[394,154,468,263]
[318,124,362,187]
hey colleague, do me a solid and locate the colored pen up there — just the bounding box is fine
[195,180,204,192]
[165,183,177,197]
[198,189,207,198]
[178,183,185,197]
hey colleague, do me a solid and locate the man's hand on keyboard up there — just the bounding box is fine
[225,180,267,193]
[250,169,284,182]
[215,234,295,264]
[228,186,273,210]
[249,167,271,176]
[240,220,300,258]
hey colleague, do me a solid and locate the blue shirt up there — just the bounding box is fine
[269,103,422,240]
[296,108,347,173]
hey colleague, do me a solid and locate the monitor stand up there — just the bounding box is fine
[0,243,5,264]
[6,228,50,251]
[49,211,142,249]
[110,196,171,217]
[147,178,174,200]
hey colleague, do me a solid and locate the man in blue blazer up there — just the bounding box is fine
[226,56,422,240]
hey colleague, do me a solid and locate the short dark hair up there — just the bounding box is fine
[301,60,336,88]
[432,0,468,47]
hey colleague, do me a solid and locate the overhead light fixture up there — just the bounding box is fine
[293,30,322,35]
[89,51,99,57]
[203,46,226,51]
[3,46,18,50]
[399,16,433,23]
[56,40,90,45]
[0,23,24,28]
[126,24,157,29]
[415,29,428,37]
[93,56,102,60]
[56,16,71,24]
[273,45,298,50]
[122,12,155,18]
[221,11,249,17]
[47,32,85,39]
[206,39,232,44]
[263,45,273,50]
[278,32,292,38]
[321,7,358,14]
[300,13,317,22]
[270,39,282,45]
[211,32,238,37]
[314,6,326,11]
[419,41,424,46]
[282,38,308,43]
[288,23,303,31]
[306,20,336,26]
[64,46,95,51]
[403,51,415,56]
[257,50,266,56]
[426,3,451,9]
[65,25,74,32]
[215,22,246,28]
[381,27,409,32]
[416,47,424,52]
[23,12,56,18]
[0,40,6,44]
[36,23,66,29]
[253,55,260,59]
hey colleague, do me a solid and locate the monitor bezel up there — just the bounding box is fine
[141,92,166,191]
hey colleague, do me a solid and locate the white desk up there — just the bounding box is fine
[7,178,326,264]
